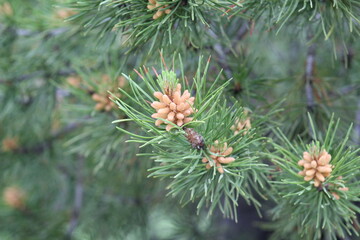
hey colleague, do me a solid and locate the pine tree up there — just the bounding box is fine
[0,0,359,240]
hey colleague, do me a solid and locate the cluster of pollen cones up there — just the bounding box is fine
[151,83,195,131]
[92,93,120,112]
[0,2,13,16]
[231,117,251,135]
[91,76,126,112]
[147,0,171,19]
[298,150,333,187]
[202,141,235,174]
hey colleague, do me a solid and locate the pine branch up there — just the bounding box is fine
[66,155,85,239]
[115,59,270,221]
[0,24,69,37]
[355,99,360,145]
[51,121,84,140]
[269,116,360,239]
[233,23,249,42]
[16,121,83,154]
[208,22,249,79]
[304,39,316,112]
[0,68,76,84]
[68,0,243,51]
[211,33,232,79]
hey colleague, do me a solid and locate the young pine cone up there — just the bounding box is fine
[151,84,195,131]
[202,141,235,174]
[231,117,251,135]
[298,150,333,187]
[147,0,171,20]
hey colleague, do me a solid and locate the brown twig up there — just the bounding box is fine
[208,22,249,79]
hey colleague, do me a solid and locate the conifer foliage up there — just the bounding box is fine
[0,0,359,239]
[114,60,269,220]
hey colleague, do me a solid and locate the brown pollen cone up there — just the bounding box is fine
[330,176,349,200]
[151,83,195,131]
[55,8,77,20]
[202,141,235,174]
[3,186,26,210]
[231,117,251,135]
[298,150,333,187]
[2,137,19,152]
[147,0,171,19]
[0,2,13,16]
[66,75,82,88]
[92,76,126,112]
[92,93,119,112]
[331,188,349,200]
